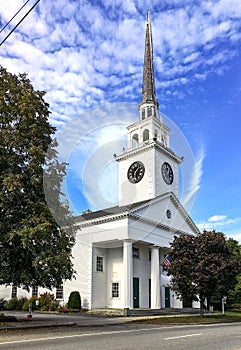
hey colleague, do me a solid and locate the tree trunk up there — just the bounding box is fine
[200,297,205,316]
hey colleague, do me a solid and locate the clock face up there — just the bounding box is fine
[161,162,174,185]
[127,161,145,184]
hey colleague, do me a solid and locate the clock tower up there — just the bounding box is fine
[116,13,183,207]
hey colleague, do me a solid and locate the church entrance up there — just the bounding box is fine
[165,287,171,308]
[133,278,139,308]
[149,279,151,308]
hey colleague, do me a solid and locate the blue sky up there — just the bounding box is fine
[0,0,241,241]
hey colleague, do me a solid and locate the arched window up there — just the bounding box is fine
[132,133,139,148]
[143,129,149,142]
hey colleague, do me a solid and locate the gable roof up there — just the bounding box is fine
[75,198,152,222]
[75,192,200,236]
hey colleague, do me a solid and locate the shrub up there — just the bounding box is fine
[232,303,241,310]
[58,306,68,313]
[22,296,39,311]
[4,297,27,310]
[38,292,59,311]
[67,291,81,310]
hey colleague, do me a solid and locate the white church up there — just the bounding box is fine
[0,15,199,310]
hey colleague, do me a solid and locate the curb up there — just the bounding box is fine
[0,322,76,331]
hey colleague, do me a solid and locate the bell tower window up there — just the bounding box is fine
[143,129,149,142]
[132,134,139,148]
[142,109,145,120]
[147,106,152,117]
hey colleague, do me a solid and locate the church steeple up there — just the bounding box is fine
[141,12,158,106]
[116,13,182,207]
[139,12,159,120]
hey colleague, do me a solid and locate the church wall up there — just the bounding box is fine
[91,247,107,308]
[77,218,129,244]
[173,294,183,308]
[0,286,11,300]
[64,230,93,309]
[0,286,29,301]
[106,247,124,308]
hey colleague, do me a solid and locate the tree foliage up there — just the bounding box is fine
[227,239,241,305]
[168,230,241,314]
[0,65,75,289]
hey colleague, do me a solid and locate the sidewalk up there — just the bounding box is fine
[0,312,74,330]
[1,310,200,331]
[0,311,150,331]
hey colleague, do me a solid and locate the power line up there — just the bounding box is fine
[0,0,31,34]
[0,0,41,47]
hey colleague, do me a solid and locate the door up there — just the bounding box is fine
[133,277,139,308]
[165,287,170,308]
[149,279,151,308]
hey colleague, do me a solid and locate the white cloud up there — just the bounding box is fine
[0,0,240,133]
[208,214,227,222]
[196,215,241,242]
[203,0,241,19]
[3,0,239,223]
[183,51,200,64]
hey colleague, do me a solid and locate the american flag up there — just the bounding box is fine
[163,255,172,267]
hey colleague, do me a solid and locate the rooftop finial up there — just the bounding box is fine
[147,11,151,23]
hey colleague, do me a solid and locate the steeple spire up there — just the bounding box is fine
[139,12,159,119]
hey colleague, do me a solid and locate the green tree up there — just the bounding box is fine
[226,239,241,306]
[168,231,240,315]
[0,65,75,290]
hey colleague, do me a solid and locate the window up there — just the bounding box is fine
[112,282,119,298]
[96,256,103,272]
[148,106,152,117]
[133,247,139,259]
[11,285,17,298]
[143,129,149,142]
[56,285,63,299]
[142,109,145,120]
[32,286,38,297]
[132,134,139,148]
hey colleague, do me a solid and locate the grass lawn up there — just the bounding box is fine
[131,312,241,325]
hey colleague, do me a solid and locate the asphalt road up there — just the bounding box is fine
[0,323,241,350]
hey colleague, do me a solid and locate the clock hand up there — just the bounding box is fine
[133,168,138,179]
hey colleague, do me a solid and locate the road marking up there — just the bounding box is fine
[0,327,164,345]
[165,333,203,340]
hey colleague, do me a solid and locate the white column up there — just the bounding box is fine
[123,240,133,309]
[151,246,160,309]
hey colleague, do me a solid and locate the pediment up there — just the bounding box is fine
[128,192,199,236]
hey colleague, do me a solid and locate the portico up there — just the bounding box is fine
[123,240,163,309]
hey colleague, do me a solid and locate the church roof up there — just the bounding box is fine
[75,198,151,222]
[140,12,158,107]
[74,192,200,236]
